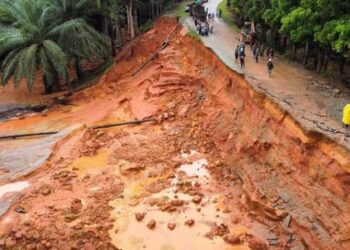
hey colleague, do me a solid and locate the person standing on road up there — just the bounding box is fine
[252,43,257,58]
[239,55,245,68]
[343,103,350,131]
[239,43,245,57]
[234,45,239,62]
[266,47,271,58]
[267,58,274,76]
[254,45,259,63]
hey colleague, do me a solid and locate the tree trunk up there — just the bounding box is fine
[75,56,83,80]
[101,16,108,35]
[148,1,152,20]
[292,43,296,61]
[151,0,155,19]
[115,17,122,47]
[109,24,116,57]
[340,56,346,75]
[261,29,267,42]
[156,0,160,17]
[282,36,287,52]
[303,41,309,66]
[126,0,135,39]
[313,47,318,70]
[323,50,329,72]
[274,31,279,50]
[43,77,53,94]
[315,47,323,72]
[133,7,139,35]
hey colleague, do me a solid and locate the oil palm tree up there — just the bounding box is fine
[0,0,112,92]
[0,0,68,93]
[48,0,111,80]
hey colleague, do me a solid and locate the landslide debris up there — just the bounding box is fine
[0,16,349,250]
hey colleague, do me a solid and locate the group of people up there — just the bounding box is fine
[207,12,215,22]
[195,20,213,36]
[193,8,216,37]
[235,39,275,76]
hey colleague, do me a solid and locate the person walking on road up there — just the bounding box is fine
[234,45,239,62]
[252,43,257,59]
[254,45,259,63]
[239,43,245,57]
[267,58,274,76]
[239,55,245,68]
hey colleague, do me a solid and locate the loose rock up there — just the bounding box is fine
[185,219,195,227]
[224,234,241,245]
[168,223,176,230]
[192,195,202,204]
[135,212,146,222]
[147,220,156,229]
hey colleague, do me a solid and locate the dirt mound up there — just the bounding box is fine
[104,17,179,85]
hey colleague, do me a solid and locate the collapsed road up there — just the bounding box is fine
[0,17,349,250]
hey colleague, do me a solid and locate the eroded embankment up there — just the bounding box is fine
[180,36,350,248]
[0,17,350,250]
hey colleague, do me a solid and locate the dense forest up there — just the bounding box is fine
[226,0,350,76]
[0,0,176,93]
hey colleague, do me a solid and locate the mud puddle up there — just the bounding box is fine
[109,150,249,250]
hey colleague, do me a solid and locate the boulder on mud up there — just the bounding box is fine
[71,199,83,214]
[5,237,16,247]
[168,223,176,230]
[185,219,195,227]
[117,159,145,175]
[135,212,146,222]
[206,223,230,238]
[64,212,79,222]
[248,238,268,250]
[224,234,241,245]
[192,195,202,204]
[147,220,156,229]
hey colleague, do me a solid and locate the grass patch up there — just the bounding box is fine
[176,0,191,21]
[217,0,240,32]
[186,29,201,42]
[166,0,191,21]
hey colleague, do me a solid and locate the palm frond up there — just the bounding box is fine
[43,39,68,83]
[1,49,21,85]
[0,27,26,57]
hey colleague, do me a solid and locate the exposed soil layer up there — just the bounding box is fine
[0,17,350,250]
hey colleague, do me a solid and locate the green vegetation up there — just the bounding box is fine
[0,0,180,93]
[186,30,201,41]
[0,0,112,93]
[217,0,239,32]
[225,0,350,75]
[172,0,191,21]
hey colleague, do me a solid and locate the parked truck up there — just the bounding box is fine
[186,1,207,22]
